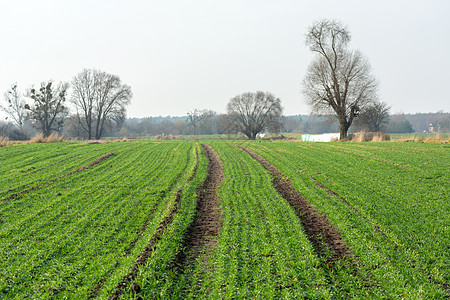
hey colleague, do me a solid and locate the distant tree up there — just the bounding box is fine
[302,19,379,139]
[186,109,203,135]
[198,110,217,134]
[357,101,390,132]
[434,113,450,133]
[227,91,283,140]
[385,114,414,133]
[25,81,69,137]
[1,83,27,129]
[282,115,304,133]
[71,69,132,139]
[187,109,218,135]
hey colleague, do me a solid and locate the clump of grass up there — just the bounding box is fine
[154,134,181,140]
[423,133,449,143]
[349,131,390,142]
[45,132,65,142]
[29,132,66,143]
[0,136,12,147]
[351,132,367,142]
[371,132,390,142]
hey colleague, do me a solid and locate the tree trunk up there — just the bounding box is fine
[339,119,349,140]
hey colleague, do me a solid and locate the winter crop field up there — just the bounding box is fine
[0,140,448,299]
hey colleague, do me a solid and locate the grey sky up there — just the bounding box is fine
[1,0,449,118]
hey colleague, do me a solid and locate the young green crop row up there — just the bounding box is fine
[244,141,449,298]
[1,140,448,299]
[0,141,203,298]
[146,142,336,299]
[0,142,134,200]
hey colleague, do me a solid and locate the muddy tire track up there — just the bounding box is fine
[176,144,224,266]
[108,147,200,300]
[237,145,353,263]
[0,152,115,203]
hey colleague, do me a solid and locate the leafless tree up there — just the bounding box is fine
[1,83,27,129]
[71,69,132,139]
[25,81,69,137]
[186,109,203,135]
[187,109,217,135]
[302,19,379,139]
[356,101,390,132]
[71,69,96,139]
[227,91,283,140]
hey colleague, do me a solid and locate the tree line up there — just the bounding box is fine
[2,19,448,141]
[113,111,448,138]
[0,69,132,140]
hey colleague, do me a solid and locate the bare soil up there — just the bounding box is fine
[179,144,224,262]
[237,145,353,263]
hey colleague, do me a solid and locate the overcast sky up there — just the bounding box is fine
[1,0,449,118]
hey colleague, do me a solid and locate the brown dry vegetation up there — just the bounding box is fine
[29,132,66,143]
[0,136,12,147]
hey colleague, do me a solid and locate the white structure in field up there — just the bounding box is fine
[256,133,267,138]
[301,133,340,142]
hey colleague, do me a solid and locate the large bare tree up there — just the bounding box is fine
[227,91,282,140]
[1,83,26,130]
[71,69,132,139]
[25,81,69,137]
[302,19,378,139]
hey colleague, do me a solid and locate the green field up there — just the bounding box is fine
[0,140,448,299]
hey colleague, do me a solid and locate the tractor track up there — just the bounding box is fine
[237,145,353,264]
[174,144,224,268]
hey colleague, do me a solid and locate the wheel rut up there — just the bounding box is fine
[178,144,224,264]
[237,145,354,264]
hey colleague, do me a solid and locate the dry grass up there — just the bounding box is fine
[347,131,390,142]
[371,132,390,142]
[29,132,66,144]
[351,132,367,142]
[393,134,450,143]
[0,137,12,147]
[154,134,181,140]
[0,133,133,147]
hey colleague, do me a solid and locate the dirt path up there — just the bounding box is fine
[181,144,224,262]
[237,145,353,263]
